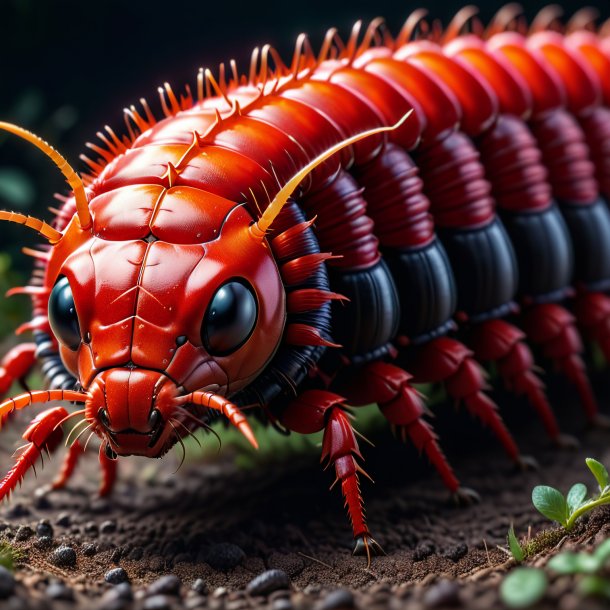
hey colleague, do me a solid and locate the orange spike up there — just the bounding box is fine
[22,247,50,261]
[281,253,340,285]
[6,286,50,298]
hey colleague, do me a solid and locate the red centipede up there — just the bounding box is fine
[1,5,610,563]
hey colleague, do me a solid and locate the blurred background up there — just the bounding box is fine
[0,0,609,339]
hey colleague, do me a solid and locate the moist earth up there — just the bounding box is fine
[1,369,610,609]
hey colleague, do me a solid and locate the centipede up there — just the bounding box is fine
[1,4,610,564]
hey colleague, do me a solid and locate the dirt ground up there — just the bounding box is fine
[1,369,610,609]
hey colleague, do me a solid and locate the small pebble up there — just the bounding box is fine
[272,600,294,610]
[0,566,16,599]
[52,545,77,568]
[34,536,53,549]
[191,579,207,595]
[422,580,461,608]
[6,503,30,518]
[105,568,129,585]
[413,541,436,561]
[442,543,468,562]
[100,520,117,534]
[246,570,291,596]
[36,520,53,538]
[128,547,143,561]
[33,489,52,510]
[96,583,133,610]
[111,548,122,563]
[84,521,99,536]
[200,542,245,571]
[143,595,172,610]
[47,581,74,601]
[82,543,97,556]
[147,574,181,597]
[15,525,33,541]
[56,513,71,527]
[318,589,355,610]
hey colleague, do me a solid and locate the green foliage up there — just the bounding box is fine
[501,538,610,607]
[500,567,547,608]
[508,525,524,562]
[531,457,610,531]
[0,542,19,571]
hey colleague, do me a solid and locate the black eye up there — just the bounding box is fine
[48,276,81,351]
[202,280,257,355]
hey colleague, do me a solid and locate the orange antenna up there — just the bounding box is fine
[0,210,62,243]
[0,122,92,231]
[249,111,413,241]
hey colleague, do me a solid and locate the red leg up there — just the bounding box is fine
[0,407,67,501]
[468,319,577,448]
[280,389,382,564]
[0,343,36,399]
[340,361,478,502]
[98,447,118,497]
[52,439,118,496]
[521,303,607,427]
[406,337,534,469]
[574,291,610,364]
[51,440,85,490]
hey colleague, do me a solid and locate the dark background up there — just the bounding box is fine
[0,0,608,335]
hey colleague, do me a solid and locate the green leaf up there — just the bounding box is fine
[548,551,600,574]
[548,552,582,574]
[500,567,548,608]
[586,458,609,490]
[593,539,610,566]
[579,575,610,598]
[566,483,588,514]
[508,526,524,562]
[532,486,569,526]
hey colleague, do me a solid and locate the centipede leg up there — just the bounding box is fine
[0,343,36,400]
[574,291,610,365]
[51,440,85,491]
[521,303,608,428]
[279,389,382,565]
[468,319,577,448]
[339,361,478,503]
[98,447,118,497]
[406,337,535,470]
[0,406,66,501]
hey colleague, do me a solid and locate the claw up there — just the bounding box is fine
[353,533,385,567]
[515,455,539,472]
[450,486,481,506]
[552,433,580,450]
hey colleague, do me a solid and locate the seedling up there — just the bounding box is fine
[500,567,548,608]
[532,458,610,530]
[507,525,525,562]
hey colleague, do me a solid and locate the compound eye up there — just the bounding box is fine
[48,276,81,351]
[202,280,257,356]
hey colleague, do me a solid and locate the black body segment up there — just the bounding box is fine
[384,237,457,344]
[438,218,518,322]
[501,204,574,303]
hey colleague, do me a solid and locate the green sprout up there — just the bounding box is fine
[0,542,20,571]
[507,525,524,562]
[532,458,610,531]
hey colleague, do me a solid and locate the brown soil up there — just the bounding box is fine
[1,370,610,609]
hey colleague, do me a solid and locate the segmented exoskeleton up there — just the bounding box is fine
[1,5,610,563]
